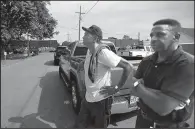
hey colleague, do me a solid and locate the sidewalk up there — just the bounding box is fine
[1,59,24,67]
[1,54,34,67]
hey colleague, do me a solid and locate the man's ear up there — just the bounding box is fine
[94,36,99,42]
[174,33,180,40]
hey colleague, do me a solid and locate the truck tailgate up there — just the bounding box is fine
[110,60,141,96]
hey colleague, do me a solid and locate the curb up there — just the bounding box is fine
[1,56,36,67]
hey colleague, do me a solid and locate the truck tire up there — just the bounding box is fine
[59,67,71,92]
[59,67,62,79]
[54,60,57,65]
[71,80,81,114]
[54,59,59,65]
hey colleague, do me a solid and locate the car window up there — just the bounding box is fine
[74,46,88,56]
[72,43,116,56]
[56,47,67,52]
[67,42,76,54]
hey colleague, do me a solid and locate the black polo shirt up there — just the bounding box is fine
[135,46,194,118]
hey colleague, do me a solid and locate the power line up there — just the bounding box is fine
[58,25,78,31]
[66,32,70,42]
[72,23,79,30]
[85,1,99,15]
[72,1,99,31]
[81,1,99,21]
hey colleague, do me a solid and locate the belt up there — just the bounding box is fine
[140,109,182,127]
[140,110,167,128]
[140,109,153,122]
[140,109,170,125]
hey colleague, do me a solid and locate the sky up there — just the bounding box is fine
[46,1,194,44]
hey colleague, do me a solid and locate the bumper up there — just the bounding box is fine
[111,95,139,114]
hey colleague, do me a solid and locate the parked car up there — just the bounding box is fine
[30,47,39,56]
[59,40,139,115]
[54,46,68,65]
[49,47,56,52]
[118,46,154,59]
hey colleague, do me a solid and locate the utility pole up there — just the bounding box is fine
[27,33,30,57]
[75,6,85,41]
[66,32,70,42]
[138,32,140,41]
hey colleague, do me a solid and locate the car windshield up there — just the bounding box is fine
[57,47,66,52]
[73,43,116,56]
[108,45,116,54]
[145,46,150,51]
[74,46,88,56]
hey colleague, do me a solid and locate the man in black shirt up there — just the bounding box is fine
[130,19,194,128]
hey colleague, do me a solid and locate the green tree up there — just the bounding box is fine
[1,1,59,46]
[122,35,131,40]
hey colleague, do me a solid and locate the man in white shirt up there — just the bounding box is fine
[74,25,134,128]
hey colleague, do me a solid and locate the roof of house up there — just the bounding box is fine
[179,28,194,44]
[102,39,139,47]
[181,28,194,38]
[9,40,58,47]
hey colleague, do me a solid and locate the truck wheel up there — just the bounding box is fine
[59,67,71,92]
[71,80,81,114]
[54,60,57,65]
[54,59,59,65]
[59,67,62,79]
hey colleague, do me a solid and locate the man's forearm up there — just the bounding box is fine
[117,63,134,89]
[131,85,181,116]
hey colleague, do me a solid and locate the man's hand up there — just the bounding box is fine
[99,86,117,97]
[132,77,144,84]
[130,77,144,96]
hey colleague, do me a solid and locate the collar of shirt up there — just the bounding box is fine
[149,45,183,64]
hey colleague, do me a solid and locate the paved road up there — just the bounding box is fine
[1,53,194,128]
[1,53,76,128]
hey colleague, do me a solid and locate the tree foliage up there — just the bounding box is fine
[1,0,59,45]
[122,35,131,40]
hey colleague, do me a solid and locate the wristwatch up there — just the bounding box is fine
[133,81,140,87]
[115,85,118,90]
[114,85,119,92]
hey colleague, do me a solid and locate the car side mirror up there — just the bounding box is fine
[66,49,71,55]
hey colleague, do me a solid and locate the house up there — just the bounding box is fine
[142,28,194,55]
[102,38,139,48]
[9,40,59,49]
[179,28,194,55]
[29,40,59,48]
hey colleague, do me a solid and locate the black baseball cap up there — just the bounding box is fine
[82,25,103,40]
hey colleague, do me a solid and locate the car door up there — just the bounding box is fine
[63,42,76,80]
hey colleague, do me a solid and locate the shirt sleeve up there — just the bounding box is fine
[161,63,194,102]
[98,48,121,68]
[134,60,144,79]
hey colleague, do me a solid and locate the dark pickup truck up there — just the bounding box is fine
[59,40,139,114]
[54,46,68,65]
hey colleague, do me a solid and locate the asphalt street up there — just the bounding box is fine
[1,53,194,128]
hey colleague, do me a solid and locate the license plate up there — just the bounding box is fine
[130,96,138,104]
[128,96,138,107]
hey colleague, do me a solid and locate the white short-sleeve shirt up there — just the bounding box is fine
[84,47,122,102]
